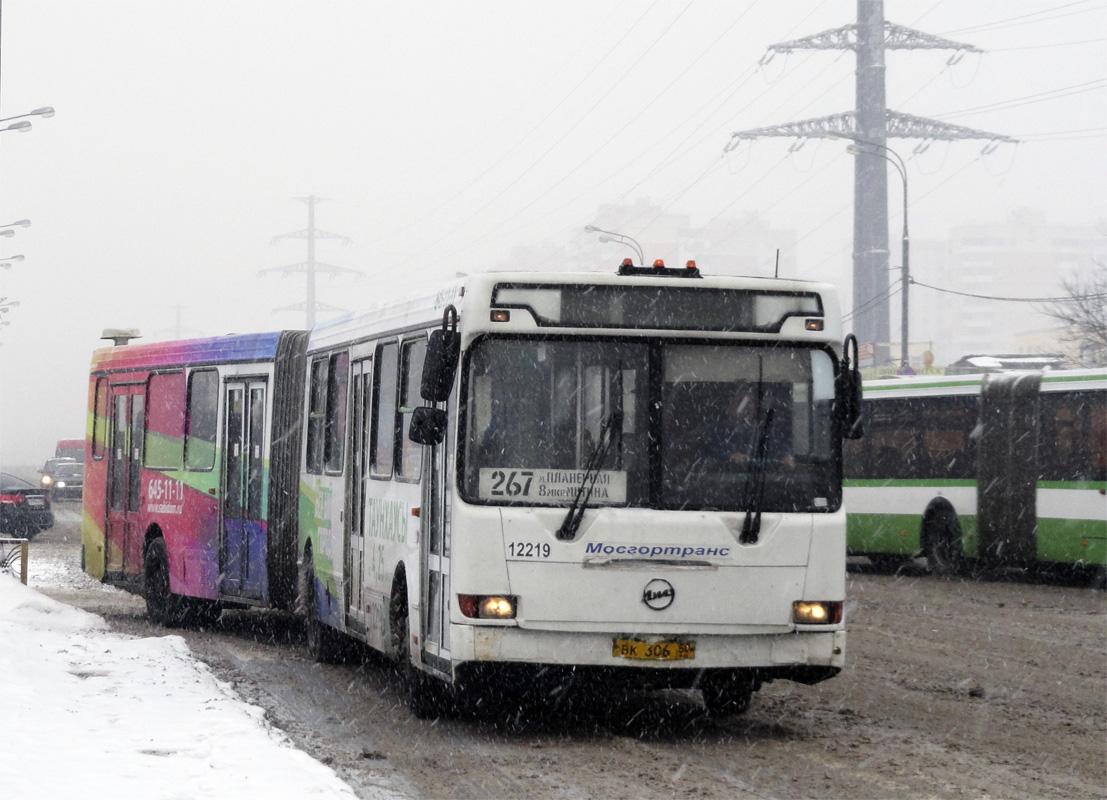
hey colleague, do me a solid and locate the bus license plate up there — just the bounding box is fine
[612,638,695,661]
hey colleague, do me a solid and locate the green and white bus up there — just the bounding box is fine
[844,368,1106,576]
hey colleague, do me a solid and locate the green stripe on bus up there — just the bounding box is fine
[847,512,1105,566]
[1035,518,1107,565]
[1040,373,1107,385]
[844,479,1105,491]
[1037,481,1107,491]
[843,479,976,488]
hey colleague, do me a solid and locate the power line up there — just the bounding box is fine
[934,79,1107,119]
[911,279,1107,303]
[939,1,1102,36]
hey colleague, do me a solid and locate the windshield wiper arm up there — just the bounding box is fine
[740,407,774,545]
[556,411,623,541]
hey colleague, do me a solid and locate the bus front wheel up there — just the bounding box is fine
[390,585,449,719]
[144,537,183,627]
[701,671,756,716]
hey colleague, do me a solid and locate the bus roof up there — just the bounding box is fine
[308,269,842,351]
[862,367,1107,399]
[90,331,297,373]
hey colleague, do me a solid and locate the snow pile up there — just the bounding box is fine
[0,576,357,800]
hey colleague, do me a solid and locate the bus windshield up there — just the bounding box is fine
[461,337,840,512]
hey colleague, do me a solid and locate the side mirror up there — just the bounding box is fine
[409,407,448,446]
[836,334,864,440]
[421,305,460,403]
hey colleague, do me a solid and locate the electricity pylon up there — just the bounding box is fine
[260,195,363,328]
[726,0,1015,365]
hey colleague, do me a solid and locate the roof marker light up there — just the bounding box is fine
[490,309,510,323]
[805,319,824,331]
[653,259,665,268]
[686,260,696,270]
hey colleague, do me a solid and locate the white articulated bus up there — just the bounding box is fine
[296,261,863,717]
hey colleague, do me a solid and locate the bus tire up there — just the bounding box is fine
[301,559,342,663]
[923,502,962,576]
[390,583,448,719]
[144,537,184,627]
[701,671,755,716]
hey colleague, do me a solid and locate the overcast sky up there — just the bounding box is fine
[0,0,1103,464]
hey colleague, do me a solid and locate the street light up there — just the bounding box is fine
[3,121,31,133]
[0,220,30,239]
[0,255,25,262]
[585,225,644,265]
[846,140,910,370]
[0,107,54,123]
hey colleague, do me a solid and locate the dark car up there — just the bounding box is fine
[49,462,84,501]
[39,457,77,492]
[0,472,54,537]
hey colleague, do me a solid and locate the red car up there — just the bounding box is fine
[0,472,54,538]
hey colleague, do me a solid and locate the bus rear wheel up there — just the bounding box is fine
[924,504,963,576]
[300,557,343,663]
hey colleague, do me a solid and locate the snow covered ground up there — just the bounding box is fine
[0,567,368,799]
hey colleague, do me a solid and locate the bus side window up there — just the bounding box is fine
[306,357,328,474]
[371,342,399,478]
[324,352,349,474]
[185,370,218,471]
[398,338,427,479]
[145,372,185,469]
[1040,391,1103,481]
[92,378,109,460]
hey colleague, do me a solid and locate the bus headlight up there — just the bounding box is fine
[458,594,517,620]
[792,601,842,625]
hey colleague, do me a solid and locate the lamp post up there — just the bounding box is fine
[847,141,910,369]
[0,107,55,135]
[585,225,644,265]
[0,220,30,239]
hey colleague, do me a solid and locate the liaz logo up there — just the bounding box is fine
[642,578,675,610]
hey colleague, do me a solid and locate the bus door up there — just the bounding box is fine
[220,379,267,600]
[419,421,451,674]
[345,359,371,634]
[978,372,1041,565]
[105,385,144,576]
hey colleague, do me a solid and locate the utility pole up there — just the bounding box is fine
[726,0,1014,366]
[260,195,362,328]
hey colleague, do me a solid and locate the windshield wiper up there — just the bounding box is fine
[556,411,623,541]
[739,407,774,545]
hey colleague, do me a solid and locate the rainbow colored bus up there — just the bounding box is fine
[82,330,308,623]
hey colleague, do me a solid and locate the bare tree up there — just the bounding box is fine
[1039,262,1107,366]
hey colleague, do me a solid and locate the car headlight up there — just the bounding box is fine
[56,481,67,488]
